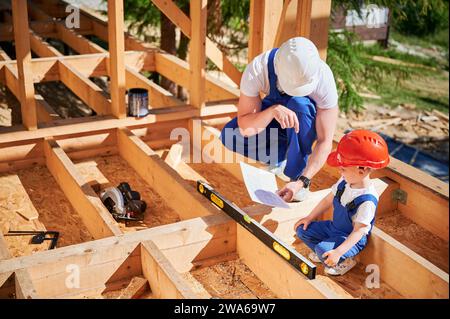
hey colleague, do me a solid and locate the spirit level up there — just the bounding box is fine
[197,180,316,280]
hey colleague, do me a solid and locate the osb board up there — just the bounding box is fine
[187,162,255,208]
[189,259,277,299]
[74,155,181,233]
[376,211,449,273]
[293,241,403,299]
[0,167,93,257]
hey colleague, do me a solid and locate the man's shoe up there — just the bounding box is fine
[325,258,356,276]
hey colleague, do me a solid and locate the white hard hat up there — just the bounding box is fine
[274,37,322,97]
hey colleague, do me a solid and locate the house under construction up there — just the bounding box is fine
[0,0,448,299]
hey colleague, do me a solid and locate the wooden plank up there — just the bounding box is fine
[297,0,313,38]
[116,127,218,220]
[107,0,126,118]
[248,0,264,62]
[274,0,313,46]
[30,31,63,58]
[360,227,449,299]
[35,94,61,123]
[141,241,198,299]
[154,52,239,102]
[237,224,353,299]
[12,0,37,130]
[189,0,207,109]
[3,63,59,124]
[58,60,111,115]
[0,105,200,145]
[0,213,233,297]
[309,0,332,60]
[125,66,184,108]
[14,269,39,299]
[43,138,122,239]
[56,22,105,54]
[151,0,242,86]
[117,276,148,299]
[262,0,284,52]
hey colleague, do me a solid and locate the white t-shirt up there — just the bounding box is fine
[240,50,339,109]
[331,177,379,234]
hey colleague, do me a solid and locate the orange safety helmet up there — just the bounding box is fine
[327,130,390,169]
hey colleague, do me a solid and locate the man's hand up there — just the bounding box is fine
[322,250,342,267]
[272,105,299,133]
[294,217,312,231]
[277,181,303,202]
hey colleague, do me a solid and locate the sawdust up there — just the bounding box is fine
[190,259,277,299]
[0,166,93,257]
[74,155,181,233]
[376,211,449,273]
[293,241,403,299]
[187,163,255,208]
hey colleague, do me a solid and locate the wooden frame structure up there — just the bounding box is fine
[0,0,448,299]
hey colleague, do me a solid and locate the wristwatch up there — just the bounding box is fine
[297,175,311,188]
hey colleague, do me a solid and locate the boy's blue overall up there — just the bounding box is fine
[296,180,378,264]
[220,48,317,180]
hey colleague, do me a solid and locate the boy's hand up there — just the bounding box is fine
[294,217,311,231]
[322,250,342,267]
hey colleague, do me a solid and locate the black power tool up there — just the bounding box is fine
[100,182,147,222]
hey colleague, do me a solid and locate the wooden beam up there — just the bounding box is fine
[14,269,39,299]
[274,0,313,47]
[107,0,126,118]
[151,0,242,86]
[360,227,449,299]
[43,138,122,239]
[116,127,218,220]
[297,0,313,38]
[237,225,352,299]
[309,0,332,60]
[58,59,111,115]
[53,22,180,110]
[56,22,105,54]
[262,0,284,52]
[12,0,37,130]
[141,241,198,299]
[189,0,207,109]
[154,52,239,102]
[125,66,184,108]
[116,276,148,299]
[3,63,60,124]
[30,31,63,58]
[1,50,154,82]
[248,0,264,62]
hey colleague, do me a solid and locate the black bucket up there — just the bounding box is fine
[127,88,149,117]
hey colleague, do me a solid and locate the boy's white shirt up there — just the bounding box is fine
[240,50,339,109]
[331,177,378,235]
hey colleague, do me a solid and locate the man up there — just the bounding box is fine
[221,37,339,202]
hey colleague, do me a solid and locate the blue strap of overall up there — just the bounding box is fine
[335,180,378,235]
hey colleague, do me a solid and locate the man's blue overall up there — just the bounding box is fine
[296,180,378,264]
[220,48,317,180]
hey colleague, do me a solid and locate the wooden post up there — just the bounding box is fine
[309,0,332,60]
[107,0,126,118]
[297,0,313,38]
[189,0,207,109]
[12,0,37,130]
[248,0,264,62]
